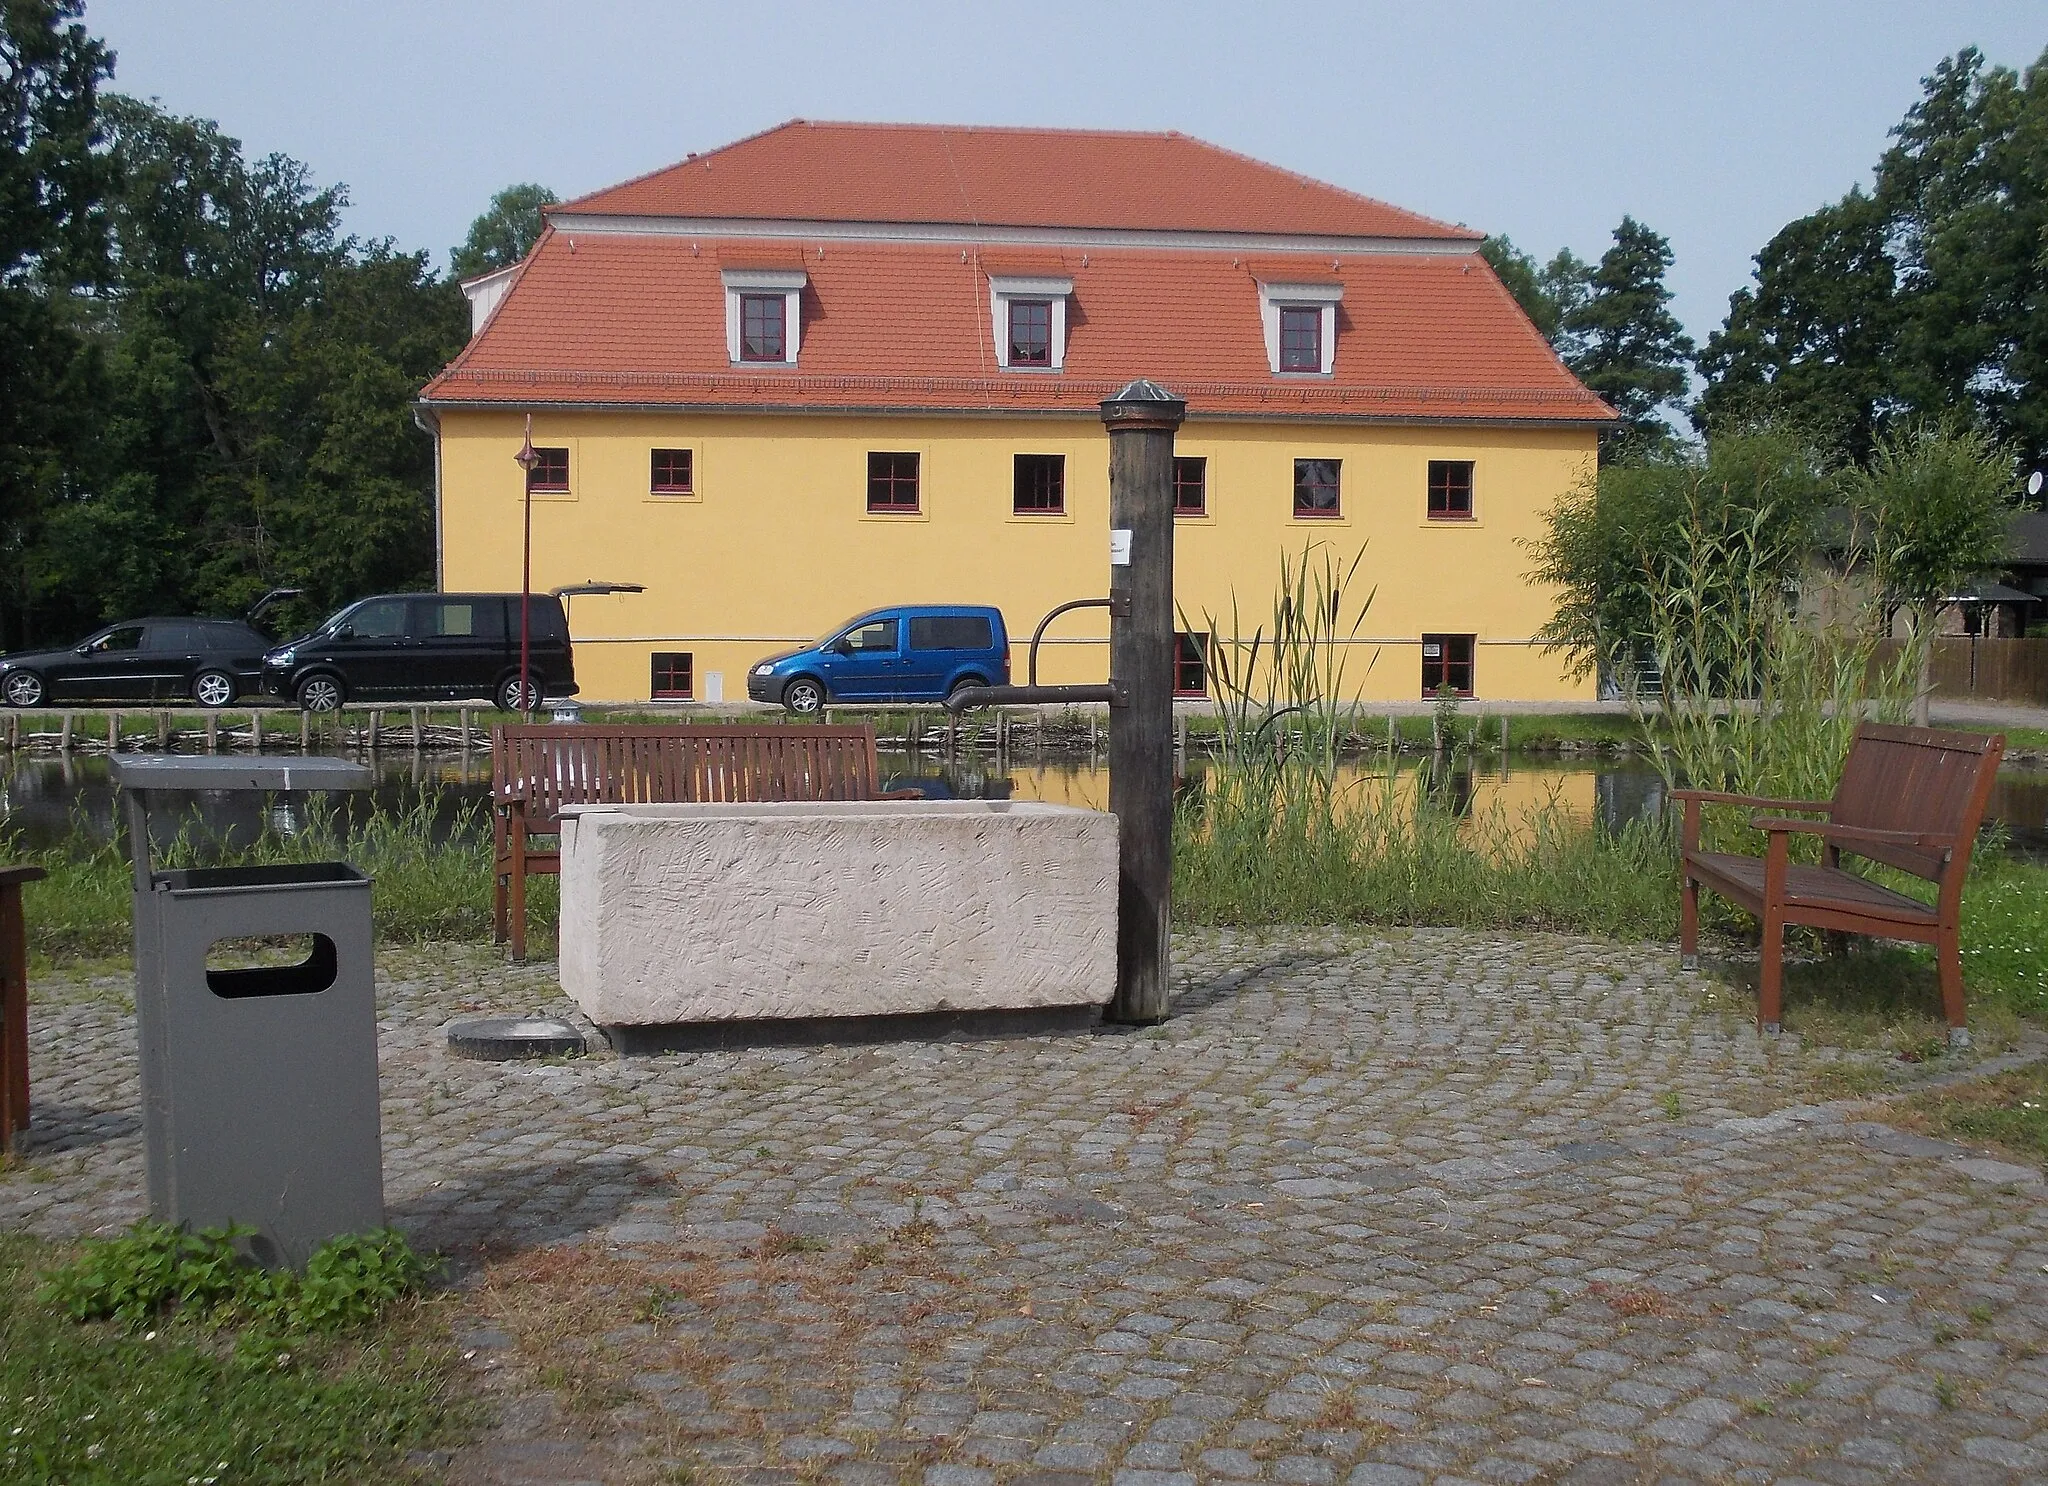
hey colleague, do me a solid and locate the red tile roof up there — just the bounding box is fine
[423,230,1611,424]
[560,121,1474,241]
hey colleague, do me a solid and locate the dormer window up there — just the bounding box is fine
[989,274,1073,370]
[721,267,806,366]
[740,294,785,361]
[1008,301,1053,366]
[1258,280,1342,375]
[1279,307,1321,372]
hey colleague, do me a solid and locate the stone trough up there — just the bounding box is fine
[557,800,1118,1051]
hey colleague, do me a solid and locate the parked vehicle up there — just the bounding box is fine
[261,593,577,712]
[747,605,1009,714]
[0,618,273,707]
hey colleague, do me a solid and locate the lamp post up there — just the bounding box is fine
[512,417,538,721]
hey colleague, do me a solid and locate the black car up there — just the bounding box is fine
[260,593,578,712]
[0,617,272,707]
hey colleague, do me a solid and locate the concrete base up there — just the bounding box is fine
[601,1002,1102,1055]
[559,800,1118,1028]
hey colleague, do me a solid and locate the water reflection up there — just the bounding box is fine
[0,746,2038,862]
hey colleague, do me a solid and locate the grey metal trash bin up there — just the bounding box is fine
[112,756,380,1268]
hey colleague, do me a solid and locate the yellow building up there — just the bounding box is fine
[421,122,1611,705]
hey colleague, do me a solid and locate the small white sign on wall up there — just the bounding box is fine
[1109,528,1133,566]
[703,671,724,703]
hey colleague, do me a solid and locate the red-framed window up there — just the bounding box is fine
[740,293,786,361]
[1173,456,1207,516]
[1293,458,1340,518]
[1428,460,1474,520]
[1422,634,1474,698]
[1174,631,1209,697]
[1279,305,1321,372]
[1008,299,1052,366]
[868,451,920,512]
[527,447,569,492]
[650,448,694,494]
[651,651,694,700]
[1014,453,1064,514]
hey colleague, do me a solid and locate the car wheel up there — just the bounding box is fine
[191,669,237,707]
[1,671,44,708]
[946,675,987,705]
[295,674,344,712]
[782,676,825,716]
[497,674,540,714]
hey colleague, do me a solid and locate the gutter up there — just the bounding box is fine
[411,403,443,589]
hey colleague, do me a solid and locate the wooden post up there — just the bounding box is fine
[299,709,311,753]
[58,713,72,755]
[411,707,423,750]
[367,710,379,750]
[205,714,218,753]
[460,708,473,751]
[0,866,48,1151]
[1387,715,1397,754]
[156,712,170,750]
[250,711,262,754]
[1101,379,1183,1025]
[108,713,120,755]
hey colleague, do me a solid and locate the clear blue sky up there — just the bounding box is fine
[87,1,2045,352]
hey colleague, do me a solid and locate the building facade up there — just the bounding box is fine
[421,122,1612,704]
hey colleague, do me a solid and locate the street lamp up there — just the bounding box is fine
[512,416,539,721]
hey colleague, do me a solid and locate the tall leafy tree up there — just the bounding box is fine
[1697,46,2048,467]
[0,0,112,646]
[1560,217,1695,459]
[1694,189,1900,459]
[451,182,556,279]
[1841,423,2016,724]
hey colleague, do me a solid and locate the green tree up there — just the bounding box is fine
[0,0,113,646]
[1480,235,1555,341]
[1560,217,1695,460]
[1694,189,1900,459]
[1842,423,2017,724]
[451,182,556,279]
[1696,46,2048,468]
[1528,429,1828,684]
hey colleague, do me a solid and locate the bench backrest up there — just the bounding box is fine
[493,724,885,829]
[1831,723,2005,882]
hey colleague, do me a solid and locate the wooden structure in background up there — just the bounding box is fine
[1678,724,2005,1036]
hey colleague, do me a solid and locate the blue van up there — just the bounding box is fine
[747,605,1009,714]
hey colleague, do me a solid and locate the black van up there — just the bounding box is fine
[260,593,577,712]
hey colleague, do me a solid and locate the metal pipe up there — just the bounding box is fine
[1026,597,1112,686]
[944,682,1116,715]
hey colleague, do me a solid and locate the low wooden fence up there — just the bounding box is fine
[1874,638,2048,706]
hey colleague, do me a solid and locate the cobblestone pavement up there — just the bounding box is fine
[7,928,2048,1485]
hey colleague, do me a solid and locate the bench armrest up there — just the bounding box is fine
[1750,816,1956,852]
[1676,789,1832,854]
[1670,790,1832,813]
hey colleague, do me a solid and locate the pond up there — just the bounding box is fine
[3,747,2042,863]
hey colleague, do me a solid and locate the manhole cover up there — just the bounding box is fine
[448,1017,586,1060]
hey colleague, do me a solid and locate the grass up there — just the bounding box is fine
[0,1232,469,1483]
[16,789,557,964]
[1883,1063,2048,1167]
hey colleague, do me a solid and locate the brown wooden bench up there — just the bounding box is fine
[1,864,48,1152]
[492,724,920,959]
[1678,723,2004,1038]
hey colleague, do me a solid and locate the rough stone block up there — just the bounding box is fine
[559,800,1117,1026]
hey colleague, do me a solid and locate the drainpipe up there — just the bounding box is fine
[411,404,443,590]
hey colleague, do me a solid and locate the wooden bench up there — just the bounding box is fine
[492,724,920,959]
[1678,723,2004,1038]
[1,864,48,1152]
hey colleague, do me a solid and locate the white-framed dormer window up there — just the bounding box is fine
[989,275,1073,371]
[721,267,806,366]
[1258,280,1342,376]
